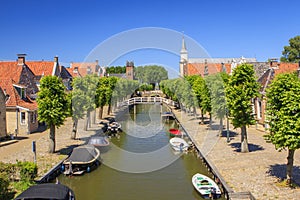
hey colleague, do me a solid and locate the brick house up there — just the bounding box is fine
[0,87,7,138]
[27,56,73,90]
[253,61,299,127]
[69,60,103,77]
[0,54,39,134]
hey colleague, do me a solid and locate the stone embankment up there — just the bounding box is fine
[171,107,300,200]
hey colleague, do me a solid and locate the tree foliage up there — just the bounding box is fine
[280,35,300,63]
[106,66,126,74]
[226,64,260,152]
[37,76,68,153]
[265,72,300,184]
[135,65,168,84]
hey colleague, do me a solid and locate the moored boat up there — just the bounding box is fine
[14,183,76,200]
[88,136,110,147]
[169,137,189,151]
[63,145,100,175]
[169,128,182,137]
[107,121,122,133]
[192,173,222,199]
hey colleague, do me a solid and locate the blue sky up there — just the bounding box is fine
[0,0,299,73]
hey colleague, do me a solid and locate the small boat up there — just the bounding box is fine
[88,136,110,147]
[192,173,222,199]
[169,128,182,136]
[169,137,189,151]
[14,183,76,200]
[107,121,122,133]
[63,145,100,175]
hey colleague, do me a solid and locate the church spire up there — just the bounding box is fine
[181,33,187,53]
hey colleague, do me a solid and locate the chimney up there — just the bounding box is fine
[17,54,26,65]
[269,58,278,68]
[54,56,58,63]
[95,60,99,65]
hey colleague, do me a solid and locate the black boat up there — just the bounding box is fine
[14,183,75,200]
[63,145,100,175]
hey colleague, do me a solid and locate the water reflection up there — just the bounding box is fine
[58,104,225,200]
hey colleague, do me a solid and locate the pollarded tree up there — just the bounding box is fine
[280,35,300,63]
[82,75,98,131]
[265,72,300,184]
[226,63,260,153]
[206,73,229,134]
[69,77,87,139]
[37,76,68,153]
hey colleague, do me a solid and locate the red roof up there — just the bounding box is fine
[70,62,98,77]
[186,63,231,76]
[0,79,37,110]
[26,61,54,76]
[0,61,23,82]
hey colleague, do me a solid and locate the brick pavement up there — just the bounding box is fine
[172,108,300,200]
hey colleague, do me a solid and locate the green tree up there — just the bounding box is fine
[265,73,300,184]
[280,35,300,62]
[135,65,168,84]
[206,73,229,134]
[69,77,87,139]
[82,75,98,131]
[226,64,260,153]
[37,76,68,153]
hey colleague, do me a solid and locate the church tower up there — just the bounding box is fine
[179,35,188,77]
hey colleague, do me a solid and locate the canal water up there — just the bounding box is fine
[58,104,225,200]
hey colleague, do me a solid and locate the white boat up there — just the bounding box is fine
[169,137,189,151]
[192,173,222,199]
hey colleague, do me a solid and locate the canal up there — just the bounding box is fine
[58,104,226,200]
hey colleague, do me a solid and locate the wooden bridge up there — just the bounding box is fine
[116,97,178,108]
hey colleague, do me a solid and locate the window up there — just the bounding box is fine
[20,112,26,125]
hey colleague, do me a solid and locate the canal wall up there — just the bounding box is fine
[164,105,256,200]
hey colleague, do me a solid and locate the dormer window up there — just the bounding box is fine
[74,67,78,73]
[13,84,26,99]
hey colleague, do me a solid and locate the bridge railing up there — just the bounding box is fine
[116,97,177,108]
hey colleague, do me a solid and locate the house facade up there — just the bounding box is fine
[69,60,104,77]
[0,54,39,134]
[0,87,7,138]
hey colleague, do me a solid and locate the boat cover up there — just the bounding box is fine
[88,136,109,146]
[14,183,75,200]
[65,145,99,163]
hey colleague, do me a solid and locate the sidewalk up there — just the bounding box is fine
[172,108,300,200]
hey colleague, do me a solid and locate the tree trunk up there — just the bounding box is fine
[92,110,96,124]
[48,124,56,153]
[219,118,223,136]
[99,106,103,119]
[241,125,249,153]
[201,109,204,125]
[209,113,212,126]
[84,111,90,131]
[71,119,78,140]
[107,104,111,115]
[286,149,295,184]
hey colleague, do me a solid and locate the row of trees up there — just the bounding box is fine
[37,75,139,153]
[161,63,300,184]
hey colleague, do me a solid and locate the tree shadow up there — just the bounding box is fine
[58,144,81,155]
[267,164,300,186]
[229,142,264,152]
[220,130,238,138]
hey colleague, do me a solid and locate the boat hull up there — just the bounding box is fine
[192,173,222,199]
[169,137,189,151]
